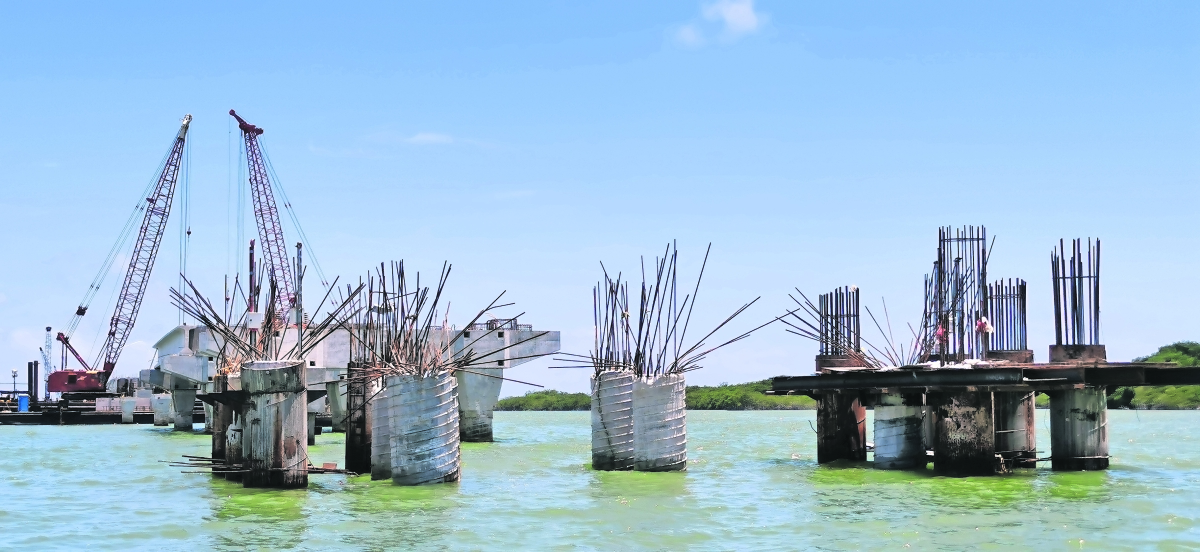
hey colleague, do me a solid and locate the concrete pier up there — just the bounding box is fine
[995,391,1036,468]
[327,379,348,432]
[930,390,997,476]
[225,408,244,483]
[120,397,136,424]
[152,394,172,426]
[816,392,866,463]
[1049,386,1109,471]
[456,367,502,442]
[873,392,925,469]
[370,379,392,481]
[171,388,197,431]
[344,366,373,475]
[241,361,308,489]
[591,371,635,471]
[210,375,233,469]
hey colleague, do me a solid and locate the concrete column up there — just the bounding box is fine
[816,392,867,463]
[224,408,244,483]
[370,379,392,480]
[171,388,197,431]
[211,375,232,470]
[1049,386,1108,471]
[203,403,214,434]
[327,380,348,432]
[995,391,1036,468]
[344,366,373,475]
[307,395,323,446]
[120,397,136,424]
[456,367,502,442]
[931,390,997,476]
[873,392,925,469]
[242,360,308,488]
[151,394,173,426]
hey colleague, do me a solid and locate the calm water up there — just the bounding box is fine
[3,410,1200,550]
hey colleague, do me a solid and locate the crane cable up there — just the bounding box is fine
[65,143,175,339]
[258,139,330,293]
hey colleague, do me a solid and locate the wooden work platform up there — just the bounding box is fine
[770,361,1198,395]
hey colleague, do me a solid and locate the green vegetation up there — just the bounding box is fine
[1104,341,1200,409]
[686,380,816,410]
[495,379,816,411]
[495,390,590,411]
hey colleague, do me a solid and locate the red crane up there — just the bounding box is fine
[230,110,295,324]
[49,115,192,394]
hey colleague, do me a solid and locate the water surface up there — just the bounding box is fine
[3,410,1199,550]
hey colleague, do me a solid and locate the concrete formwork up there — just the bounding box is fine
[816,393,867,463]
[1049,386,1109,471]
[931,390,997,476]
[370,379,392,481]
[241,361,308,489]
[631,374,687,472]
[388,372,462,486]
[591,371,634,471]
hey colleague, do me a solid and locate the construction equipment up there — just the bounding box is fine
[48,114,192,394]
[230,110,295,324]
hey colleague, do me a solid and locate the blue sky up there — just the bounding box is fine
[1,1,1197,395]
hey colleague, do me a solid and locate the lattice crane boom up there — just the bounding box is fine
[230,110,295,323]
[48,114,191,393]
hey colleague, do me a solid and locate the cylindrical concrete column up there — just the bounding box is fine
[172,388,197,431]
[995,391,1036,468]
[241,360,308,488]
[211,375,233,470]
[632,374,687,472]
[816,392,867,463]
[152,394,173,426]
[931,390,996,476]
[120,397,136,424]
[389,372,462,486]
[344,368,373,475]
[224,408,244,483]
[327,379,348,432]
[591,371,634,471]
[456,367,503,442]
[1049,386,1108,471]
[873,392,925,469]
[370,378,392,480]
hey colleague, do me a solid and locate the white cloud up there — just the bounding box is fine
[702,0,764,37]
[675,24,705,48]
[406,132,454,145]
[673,0,766,47]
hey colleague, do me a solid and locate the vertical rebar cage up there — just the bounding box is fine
[986,279,1027,352]
[922,225,989,362]
[1052,238,1101,346]
[818,286,860,355]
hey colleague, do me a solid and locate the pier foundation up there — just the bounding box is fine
[873,392,925,469]
[242,361,308,489]
[327,379,348,432]
[344,366,373,475]
[210,375,233,471]
[456,367,502,442]
[1049,386,1109,471]
[120,397,136,424]
[152,394,172,426]
[388,372,462,485]
[631,374,687,472]
[931,390,997,476]
[994,391,1036,468]
[816,392,866,463]
[370,379,392,480]
[171,388,197,431]
[591,371,634,471]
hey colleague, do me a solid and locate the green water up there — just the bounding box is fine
[3,410,1199,550]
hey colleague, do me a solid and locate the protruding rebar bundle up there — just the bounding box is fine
[1052,238,1101,346]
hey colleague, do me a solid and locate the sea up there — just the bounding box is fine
[3,410,1199,550]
